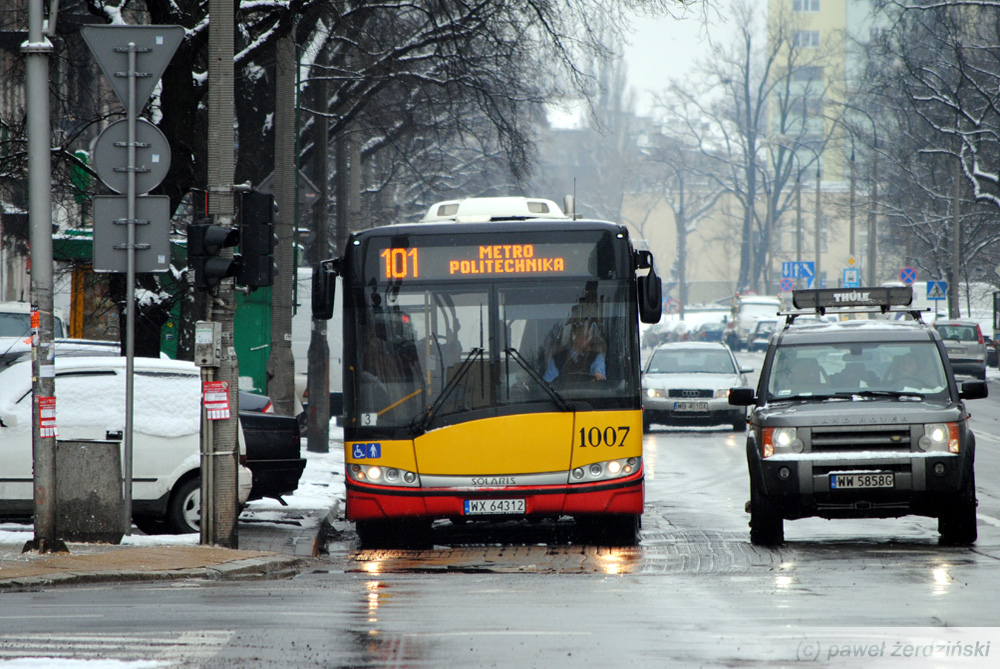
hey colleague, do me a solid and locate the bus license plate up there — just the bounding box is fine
[464,499,526,515]
[674,401,708,412]
[830,472,894,490]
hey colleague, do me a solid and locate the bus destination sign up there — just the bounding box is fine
[368,240,603,282]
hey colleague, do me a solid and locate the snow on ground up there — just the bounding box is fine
[0,425,345,546]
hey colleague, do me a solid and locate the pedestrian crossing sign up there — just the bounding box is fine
[927,280,947,301]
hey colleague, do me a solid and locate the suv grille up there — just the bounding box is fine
[668,389,713,399]
[809,425,912,452]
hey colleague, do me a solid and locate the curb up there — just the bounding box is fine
[0,554,307,593]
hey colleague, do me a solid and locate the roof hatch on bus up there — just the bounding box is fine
[421,197,569,223]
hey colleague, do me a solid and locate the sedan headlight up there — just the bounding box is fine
[645,388,666,398]
[762,427,803,458]
[714,388,730,399]
[919,423,959,453]
[349,463,420,487]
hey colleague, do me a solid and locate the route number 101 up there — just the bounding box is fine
[381,248,419,279]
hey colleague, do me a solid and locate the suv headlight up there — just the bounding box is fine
[762,427,803,458]
[919,423,959,453]
[349,464,420,487]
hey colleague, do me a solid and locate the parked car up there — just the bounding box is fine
[933,320,987,379]
[239,392,307,502]
[641,342,751,432]
[748,319,777,352]
[0,356,253,533]
[692,321,726,342]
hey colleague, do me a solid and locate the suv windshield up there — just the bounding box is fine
[767,341,949,400]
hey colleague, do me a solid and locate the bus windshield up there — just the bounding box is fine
[352,280,637,429]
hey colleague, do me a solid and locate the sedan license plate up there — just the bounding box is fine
[947,347,965,356]
[674,401,708,412]
[830,472,894,490]
[464,499,526,515]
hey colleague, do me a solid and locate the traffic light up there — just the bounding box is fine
[188,218,239,290]
[237,191,278,289]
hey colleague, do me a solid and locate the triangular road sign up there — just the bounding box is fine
[81,25,185,114]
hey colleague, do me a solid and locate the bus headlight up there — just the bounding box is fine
[350,463,420,487]
[919,423,959,453]
[569,457,641,484]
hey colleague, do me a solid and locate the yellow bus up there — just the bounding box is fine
[312,198,662,546]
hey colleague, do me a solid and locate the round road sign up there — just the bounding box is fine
[900,267,918,285]
[92,119,171,195]
[664,299,680,314]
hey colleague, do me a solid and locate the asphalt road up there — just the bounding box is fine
[4,352,1000,667]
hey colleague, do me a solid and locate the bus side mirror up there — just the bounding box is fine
[638,264,662,324]
[312,259,338,320]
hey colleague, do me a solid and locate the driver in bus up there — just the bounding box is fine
[543,321,606,382]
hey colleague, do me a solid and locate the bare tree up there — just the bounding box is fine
[663,0,833,293]
[868,1,1000,313]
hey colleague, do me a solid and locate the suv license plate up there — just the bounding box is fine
[464,499,526,515]
[674,401,709,412]
[830,473,894,490]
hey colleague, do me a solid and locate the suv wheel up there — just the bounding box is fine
[939,468,977,545]
[749,479,784,546]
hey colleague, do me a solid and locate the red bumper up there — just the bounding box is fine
[346,474,644,521]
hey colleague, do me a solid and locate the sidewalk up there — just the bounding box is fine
[0,436,346,592]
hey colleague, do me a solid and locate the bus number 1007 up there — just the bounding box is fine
[578,426,630,447]
[380,248,419,279]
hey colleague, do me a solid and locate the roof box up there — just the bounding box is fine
[792,286,913,311]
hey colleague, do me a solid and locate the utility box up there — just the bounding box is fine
[56,440,125,544]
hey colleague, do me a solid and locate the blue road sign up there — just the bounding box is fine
[843,268,860,288]
[927,280,947,301]
[782,261,815,279]
[900,267,918,285]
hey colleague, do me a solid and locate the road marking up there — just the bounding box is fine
[973,430,1000,443]
[977,513,1000,528]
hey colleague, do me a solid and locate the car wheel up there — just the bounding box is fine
[977,368,987,380]
[732,417,746,432]
[167,478,201,534]
[749,478,783,546]
[643,415,652,433]
[939,467,977,545]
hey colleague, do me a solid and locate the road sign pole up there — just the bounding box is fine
[122,42,138,535]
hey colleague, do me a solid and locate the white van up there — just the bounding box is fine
[725,295,782,350]
[0,356,251,533]
[0,301,67,338]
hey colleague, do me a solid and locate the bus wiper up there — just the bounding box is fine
[504,347,572,412]
[409,347,484,436]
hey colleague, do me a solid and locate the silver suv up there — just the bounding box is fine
[933,319,987,380]
[729,287,988,546]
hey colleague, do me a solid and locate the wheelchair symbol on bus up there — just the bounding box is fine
[353,442,382,459]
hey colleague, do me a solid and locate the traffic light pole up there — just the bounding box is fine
[203,0,240,548]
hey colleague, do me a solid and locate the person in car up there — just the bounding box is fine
[543,321,606,382]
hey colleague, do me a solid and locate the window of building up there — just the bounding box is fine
[793,66,824,82]
[793,0,820,11]
[793,31,821,48]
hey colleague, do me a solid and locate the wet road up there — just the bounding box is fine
[5,352,1000,666]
